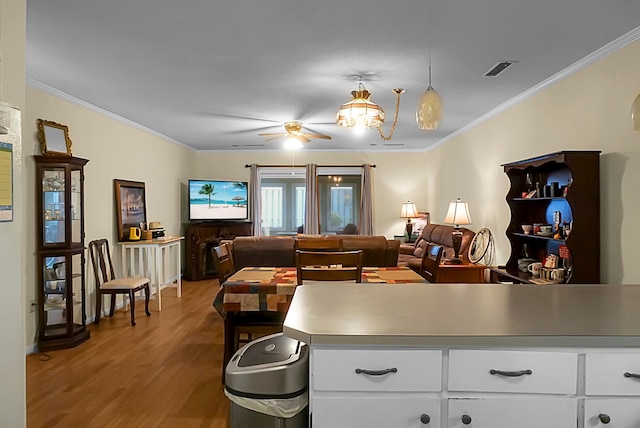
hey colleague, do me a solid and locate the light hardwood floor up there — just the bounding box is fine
[27,279,230,428]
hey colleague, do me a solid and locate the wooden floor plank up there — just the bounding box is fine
[27,279,230,428]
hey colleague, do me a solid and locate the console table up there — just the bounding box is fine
[184,221,252,280]
[119,236,183,311]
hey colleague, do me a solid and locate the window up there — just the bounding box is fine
[258,166,362,235]
[259,168,305,235]
[317,167,361,234]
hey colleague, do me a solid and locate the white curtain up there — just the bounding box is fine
[304,164,320,234]
[359,164,373,235]
[249,164,262,236]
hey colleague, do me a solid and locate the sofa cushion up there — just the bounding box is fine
[412,239,429,259]
[337,235,395,267]
[232,236,296,269]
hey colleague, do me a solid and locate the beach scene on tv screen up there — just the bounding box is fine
[189,180,248,220]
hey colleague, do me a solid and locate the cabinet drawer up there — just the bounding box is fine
[585,353,640,396]
[314,396,440,428]
[448,397,576,428]
[313,349,442,392]
[584,398,640,427]
[448,349,577,394]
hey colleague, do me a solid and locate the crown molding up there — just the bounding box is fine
[26,78,194,151]
[434,25,640,150]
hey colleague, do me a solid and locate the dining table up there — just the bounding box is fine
[220,266,427,368]
[222,266,427,312]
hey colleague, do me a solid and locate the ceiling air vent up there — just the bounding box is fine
[484,61,516,77]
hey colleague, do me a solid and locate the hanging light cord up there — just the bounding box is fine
[377,88,405,141]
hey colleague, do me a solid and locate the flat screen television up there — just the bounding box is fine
[188,179,249,221]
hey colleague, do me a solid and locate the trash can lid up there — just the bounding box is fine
[238,333,300,367]
[225,333,308,397]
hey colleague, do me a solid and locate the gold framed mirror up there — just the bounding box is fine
[37,119,73,156]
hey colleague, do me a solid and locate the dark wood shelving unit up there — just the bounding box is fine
[498,151,601,284]
[184,221,253,281]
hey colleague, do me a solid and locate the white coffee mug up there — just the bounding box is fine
[527,262,543,277]
[551,268,565,283]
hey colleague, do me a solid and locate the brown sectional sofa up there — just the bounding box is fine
[397,223,475,273]
[228,235,400,269]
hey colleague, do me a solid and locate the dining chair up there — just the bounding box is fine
[211,243,283,383]
[421,243,444,283]
[294,237,343,251]
[295,250,364,285]
[87,239,151,326]
[212,242,236,284]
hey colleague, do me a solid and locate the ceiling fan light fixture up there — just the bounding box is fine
[336,86,385,129]
[283,137,303,150]
[416,85,443,131]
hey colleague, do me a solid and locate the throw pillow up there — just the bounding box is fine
[412,239,429,259]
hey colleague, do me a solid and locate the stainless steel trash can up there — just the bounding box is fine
[225,333,309,428]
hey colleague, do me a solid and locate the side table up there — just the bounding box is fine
[119,236,184,310]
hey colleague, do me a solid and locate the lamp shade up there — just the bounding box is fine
[336,88,385,129]
[416,86,443,130]
[444,198,472,227]
[400,202,419,219]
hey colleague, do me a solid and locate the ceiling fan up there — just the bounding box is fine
[258,121,331,143]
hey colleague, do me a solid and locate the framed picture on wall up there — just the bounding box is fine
[114,179,147,242]
[412,212,430,235]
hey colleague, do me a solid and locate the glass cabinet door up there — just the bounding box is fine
[42,167,66,245]
[41,252,86,337]
[70,167,82,245]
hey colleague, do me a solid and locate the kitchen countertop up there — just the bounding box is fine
[283,283,640,347]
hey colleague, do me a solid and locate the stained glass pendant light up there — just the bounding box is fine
[336,80,385,129]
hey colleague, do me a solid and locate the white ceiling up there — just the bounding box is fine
[26,0,640,152]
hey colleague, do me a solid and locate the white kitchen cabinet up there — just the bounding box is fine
[448,397,576,428]
[282,282,640,428]
[313,349,442,392]
[448,349,578,394]
[583,352,640,427]
[585,353,640,396]
[584,399,640,427]
[314,395,440,428]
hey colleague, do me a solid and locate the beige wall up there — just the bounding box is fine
[422,38,640,284]
[192,150,430,237]
[0,1,26,426]
[23,87,197,351]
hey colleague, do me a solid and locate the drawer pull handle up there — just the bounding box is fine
[355,367,398,376]
[461,414,472,425]
[624,372,640,379]
[489,369,532,377]
[598,413,611,424]
[420,413,431,424]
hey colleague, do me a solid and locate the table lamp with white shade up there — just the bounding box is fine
[444,198,472,264]
[400,202,419,242]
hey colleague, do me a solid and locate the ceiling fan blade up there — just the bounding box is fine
[258,132,286,137]
[200,113,281,124]
[304,133,332,140]
[299,135,311,143]
[264,135,284,142]
[228,125,280,135]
